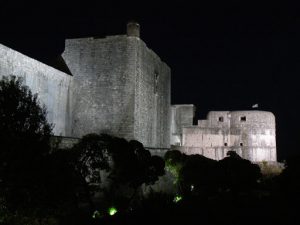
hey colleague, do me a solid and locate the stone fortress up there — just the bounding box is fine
[170,105,276,162]
[0,22,170,149]
[0,22,276,162]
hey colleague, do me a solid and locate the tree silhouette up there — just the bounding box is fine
[180,154,218,195]
[0,76,52,154]
[218,151,262,192]
[0,76,77,224]
[71,134,165,212]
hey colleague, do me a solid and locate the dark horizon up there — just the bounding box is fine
[1,1,299,160]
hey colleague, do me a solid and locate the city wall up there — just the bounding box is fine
[0,44,72,136]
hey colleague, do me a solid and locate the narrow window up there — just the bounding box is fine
[218,116,224,122]
[154,71,159,94]
[224,143,228,146]
[240,143,243,146]
[240,116,246,122]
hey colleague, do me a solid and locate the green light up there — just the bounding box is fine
[173,195,183,203]
[108,207,118,216]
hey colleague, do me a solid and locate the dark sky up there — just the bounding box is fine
[1,1,300,160]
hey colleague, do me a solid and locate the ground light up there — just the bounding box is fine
[108,207,118,216]
[173,195,183,203]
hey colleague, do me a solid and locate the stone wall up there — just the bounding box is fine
[50,136,80,149]
[0,44,72,136]
[134,40,171,148]
[63,36,137,140]
[63,35,171,148]
[170,105,195,146]
[181,110,277,162]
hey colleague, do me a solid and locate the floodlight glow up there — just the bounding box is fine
[108,207,118,216]
[173,195,183,203]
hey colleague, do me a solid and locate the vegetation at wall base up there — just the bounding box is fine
[1,76,300,225]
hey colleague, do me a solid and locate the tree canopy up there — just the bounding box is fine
[0,76,52,154]
[0,76,76,224]
[71,134,165,211]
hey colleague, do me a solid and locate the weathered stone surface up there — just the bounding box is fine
[50,136,80,149]
[170,104,195,146]
[0,23,171,149]
[180,110,277,162]
[63,35,171,148]
[134,39,171,148]
[0,44,73,136]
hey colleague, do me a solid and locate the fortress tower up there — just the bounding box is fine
[171,107,277,162]
[62,22,171,148]
[0,22,171,148]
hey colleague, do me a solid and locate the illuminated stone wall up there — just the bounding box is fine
[181,110,277,162]
[0,44,73,136]
[170,105,195,146]
[63,35,171,148]
[0,25,171,148]
[134,39,171,148]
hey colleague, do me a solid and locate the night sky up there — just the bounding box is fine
[1,1,299,160]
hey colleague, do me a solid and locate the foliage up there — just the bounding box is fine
[180,154,218,194]
[0,76,52,154]
[71,134,111,188]
[164,150,262,196]
[259,161,284,178]
[108,138,165,189]
[70,134,165,212]
[277,155,300,201]
[164,150,187,183]
[218,151,262,191]
[0,76,78,224]
[0,76,51,209]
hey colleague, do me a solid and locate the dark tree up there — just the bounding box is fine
[106,137,165,211]
[0,76,52,153]
[70,133,111,214]
[180,154,218,195]
[109,139,165,189]
[71,134,165,212]
[164,150,187,180]
[0,76,77,224]
[277,155,300,202]
[218,151,262,192]
[0,76,52,205]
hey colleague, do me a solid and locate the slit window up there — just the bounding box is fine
[224,143,228,146]
[154,71,159,94]
[240,116,246,122]
[218,116,224,122]
[240,143,243,146]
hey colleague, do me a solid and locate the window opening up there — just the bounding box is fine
[240,116,246,122]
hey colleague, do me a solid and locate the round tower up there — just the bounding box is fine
[127,21,140,37]
[229,111,276,162]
